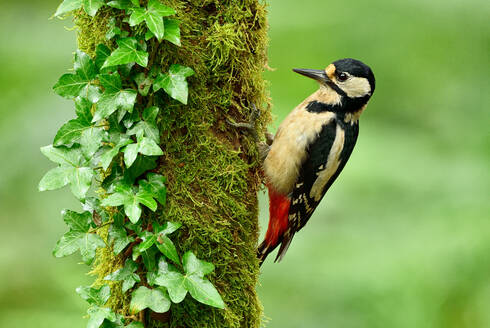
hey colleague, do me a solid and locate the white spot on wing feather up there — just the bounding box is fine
[309,124,345,201]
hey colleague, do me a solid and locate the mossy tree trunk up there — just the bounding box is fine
[76,1,270,327]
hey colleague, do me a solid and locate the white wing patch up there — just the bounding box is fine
[309,124,345,201]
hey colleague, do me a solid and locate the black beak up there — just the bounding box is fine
[293,68,330,83]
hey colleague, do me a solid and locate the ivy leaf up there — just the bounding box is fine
[83,197,111,224]
[139,173,166,205]
[150,254,224,308]
[88,85,102,103]
[77,291,121,328]
[38,166,71,191]
[39,146,94,199]
[143,106,159,123]
[53,210,104,264]
[102,89,138,116]
[53,51,98,100]
[127,121,159,143]
[148,0,175,16]
[53,230,85,258]
[135,186,158,211]
[122,137,163,168]
[75,97,94,123]
[87,306,117,328]
[100,135,133,170]
[79,232,107,263]
[153,64,194,104]
[138,137,163,156]
[152,258,187,303]
[129,8,147,26]
[103,38,148,68]
[104,259,141,293]
[144,30,154,41]
[100,315,125,328]
[68,166,94,199]
[53,210,102,261]
[134,73,153,96]
[83,0,105,16]
[101,182,157,223]
[107,0,134,10]
[108,224,134,255]
[62,209,92,232]
[125,322,144,328]
[53,118,90,146]
[156,222,181,237]
[124,156,157,183]
[124,197,142,223]
[144,12,164,41]
[180,252,223,308]
[100,191,127,207]
[80,126,105,159]
[163,19,181,46]
[74,50,97,81]
[76,284,111,306]
[135,231,157,253]
[139,245,158,271]
[40,145,83,166]
[130,286,170,314]
[100,72,122,92]
[101,164,124,192]
[183,251,215,277]
[122,109,140,129]
[123,143,139,167]
[106,18,121,40]
[184,275,225,309]
[128,0,175,41]
[53,74,88,99]
[55,0,82,17]
[95,44,112,72]
[93,73,138,121]
[156,235,179,265]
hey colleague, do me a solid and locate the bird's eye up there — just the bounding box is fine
[338,72,349,82]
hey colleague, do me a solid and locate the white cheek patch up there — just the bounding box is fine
[342,77,371,98]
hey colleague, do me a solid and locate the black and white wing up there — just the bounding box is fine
[274,119,359,261]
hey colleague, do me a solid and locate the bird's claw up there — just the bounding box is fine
[227,103,273,161]
[226,103,262,140]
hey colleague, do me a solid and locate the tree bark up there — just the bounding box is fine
[76,1,270,327]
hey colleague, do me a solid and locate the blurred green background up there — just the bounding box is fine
[0,0,489,327]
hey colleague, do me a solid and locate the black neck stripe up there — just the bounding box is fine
[305,100,340,113]
[326,81,346,97]
[305,96,370,115]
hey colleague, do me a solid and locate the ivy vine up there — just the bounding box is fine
[40,1,225,327]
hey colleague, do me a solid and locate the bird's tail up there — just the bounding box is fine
[257,184,290,266]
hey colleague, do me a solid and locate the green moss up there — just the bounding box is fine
[75,8,114,56]
[76,1,270,327]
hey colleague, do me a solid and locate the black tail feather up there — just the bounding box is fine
[273,230,295,263]
[257,230,296,266]
[257,240,276,267]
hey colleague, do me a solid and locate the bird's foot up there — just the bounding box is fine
[227,104,273,161]
[226,103,261,140]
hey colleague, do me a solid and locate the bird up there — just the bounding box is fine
[257,58,376,265]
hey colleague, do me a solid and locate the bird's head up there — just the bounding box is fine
[293,58,375,105]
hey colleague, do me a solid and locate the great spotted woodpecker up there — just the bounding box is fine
[258,58,376,265]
